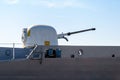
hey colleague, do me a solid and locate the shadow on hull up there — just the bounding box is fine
[0,58,120,80]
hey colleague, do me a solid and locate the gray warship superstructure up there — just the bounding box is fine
[0,25,120,80]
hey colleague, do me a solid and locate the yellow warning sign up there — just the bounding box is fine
[44,41,50,46]
[27,29,31,37]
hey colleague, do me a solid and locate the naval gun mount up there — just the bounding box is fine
[22,25,96,48]
[57,28,96,41]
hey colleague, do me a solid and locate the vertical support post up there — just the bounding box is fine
[39,52,43,64]
[12,43,15,60]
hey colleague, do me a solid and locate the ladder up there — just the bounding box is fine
[26,45,43,64]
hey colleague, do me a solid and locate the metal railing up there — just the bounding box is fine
[26,44,38,59]
[0,43,23,61]
[0,43,23,48]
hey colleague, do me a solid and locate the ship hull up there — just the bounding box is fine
[0,58,120,80]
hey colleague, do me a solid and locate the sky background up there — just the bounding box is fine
[0,0,120,47]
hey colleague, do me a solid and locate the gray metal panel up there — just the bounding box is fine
[0,46,120,80]
[0,47,30,61]
[0,46,120,61]
[36,46,120,58]
[0,58,120,80]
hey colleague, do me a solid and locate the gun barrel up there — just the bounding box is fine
[66,28,96,36]
[57,28,96,41]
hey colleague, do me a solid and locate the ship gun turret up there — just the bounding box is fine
[57,28,96,41]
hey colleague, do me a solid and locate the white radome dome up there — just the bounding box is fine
[22,25,58,48]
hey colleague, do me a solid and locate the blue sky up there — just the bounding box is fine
[0,0,120,47]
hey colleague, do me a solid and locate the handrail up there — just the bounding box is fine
[26,45,38,59]
[12,43,15,60]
